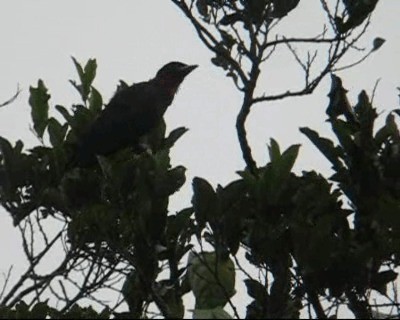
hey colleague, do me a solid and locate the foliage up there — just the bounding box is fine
[1,1,397,319]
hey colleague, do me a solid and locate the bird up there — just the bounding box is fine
[72,61,198,167]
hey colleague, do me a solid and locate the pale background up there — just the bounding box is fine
[0,1,399,317]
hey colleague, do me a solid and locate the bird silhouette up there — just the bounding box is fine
[72,62,197,167]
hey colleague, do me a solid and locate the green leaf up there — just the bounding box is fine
[29,80,50,138]
[71,57,97,102]
[268,138,281,162]
[55,104,72,123]
[71,56,84,82]
[89,86,103,113]
[187,251,236,309]
[279,143,300,174]
[84,58,97,89]
[263,143,300,203]
[47,117,68,147]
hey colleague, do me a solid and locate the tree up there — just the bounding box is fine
[1,1,398,319]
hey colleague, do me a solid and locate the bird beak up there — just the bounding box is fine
[180,64,198,77]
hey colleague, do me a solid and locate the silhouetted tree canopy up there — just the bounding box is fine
[1,1,398,319]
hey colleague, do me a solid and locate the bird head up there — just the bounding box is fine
[155,61,198,96]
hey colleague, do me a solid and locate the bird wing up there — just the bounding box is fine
[75,81,158,165]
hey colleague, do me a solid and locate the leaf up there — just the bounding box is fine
[71,56,84,82]
[29,80,50,138]
[164,127,188,148]
[193,306,233,319]
[166,207,194,240]
[55,105,72,123]
[375,113,398,145]
[338,0,379,33]
[192,177,218,229]
[271,0,300,18]
[371,270,398,295]
[219,12,244,26]
[211,55,229,71]
[372,37,386,51]
[220,30,235,49]
[279,144,300,175]
[330,118,357,153]
[268,138,281,162]
[187,251,236,309]
[89,86,103,113]
[47,118,68,147]
[244,279,267,301]
[300,127,343,169]
[116,80,129,93]
[196,0,209,17]
[326,74,355,122]
[84,58,97,89]
[71,57,97,102]
[31,301,50,318]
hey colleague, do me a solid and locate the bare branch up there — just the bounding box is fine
[0,85,21,108]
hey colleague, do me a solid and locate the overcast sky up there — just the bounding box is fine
[0,1,399,316]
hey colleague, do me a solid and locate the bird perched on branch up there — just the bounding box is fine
[72,62,198,167]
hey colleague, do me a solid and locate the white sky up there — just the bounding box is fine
[0,1,399,317]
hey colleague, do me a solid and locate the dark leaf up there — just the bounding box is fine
[192,177,218,229]
[278,143,300,175]
[116,80,129,93]
[89,86,103,113]
[31,301,50,318]
[244,279,267,301]
[71,57,97,102]
[300,127,343,169]
[71,56,84,82]
[55,104,72,123]
[268,138,281,162]
[330,118,357,153]
[166,207,194,240]
[372,37,386,51]
[339,0,379,33]
[164,127,188,149]
[29,80,50,138]
[47,118,68,147]
[371,270,398,295]
[83,58,97,89]
[271,0,300,18]
[327,74,355,122]
[196,0,209,17]
[219,12,244,26]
